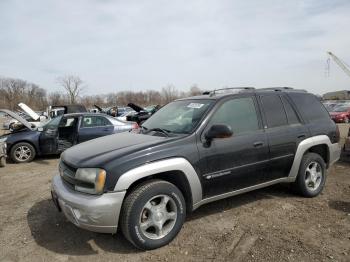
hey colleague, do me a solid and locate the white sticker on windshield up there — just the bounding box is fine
[187,103,204,109]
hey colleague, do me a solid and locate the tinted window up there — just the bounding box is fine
[82,116,111,127]
[209,97,259,134]
[281,96,300,124]
[260,95,287,128]
[289,93,329,122]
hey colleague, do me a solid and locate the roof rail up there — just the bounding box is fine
[260,87,294,91]
[260,87,307,92]
[202,87,255,95]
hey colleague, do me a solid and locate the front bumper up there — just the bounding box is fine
[51,175,126,233]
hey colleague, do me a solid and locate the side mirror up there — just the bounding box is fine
[205,124,233,141]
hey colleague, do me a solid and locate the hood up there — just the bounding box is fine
[94,104,103,112]
[18,103,40,121]
[0,109,35,130]
[127,103,144,113]
[61,132,170,167]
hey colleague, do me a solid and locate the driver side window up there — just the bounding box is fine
[209,97,259,135]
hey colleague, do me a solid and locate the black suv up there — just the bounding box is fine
[51,87,341,250]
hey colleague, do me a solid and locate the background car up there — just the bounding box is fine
[329,105,350,123]
[1,110,138,163]
[126,103,161,124]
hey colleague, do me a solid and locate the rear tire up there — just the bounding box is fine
[294,153,326,197]
[0,156,6,167]
[10,142,36,163]
[120,180,186,250]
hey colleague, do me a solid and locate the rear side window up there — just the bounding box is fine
[260,95,287,128]
[288,93,329,122]
[82,116,111,127]
[281,96,300,124]
[209,97,259,134]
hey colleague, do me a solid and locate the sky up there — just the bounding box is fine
[0,0,350,95]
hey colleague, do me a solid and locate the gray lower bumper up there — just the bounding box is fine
[51,175,126,234]
[329,142,341,166]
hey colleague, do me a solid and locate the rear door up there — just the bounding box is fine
[78,115,114,143]
[258,94,309,181]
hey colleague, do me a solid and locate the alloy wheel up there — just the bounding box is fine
[14,146,32,162]
[305,161,323,191]
[139,194,177,240]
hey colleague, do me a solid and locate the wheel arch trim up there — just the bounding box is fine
[288,135,340,179]
[113,157,203,207]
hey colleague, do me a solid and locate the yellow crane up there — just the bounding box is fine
[327,51,350,78]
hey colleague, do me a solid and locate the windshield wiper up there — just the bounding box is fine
[145,127,171,136]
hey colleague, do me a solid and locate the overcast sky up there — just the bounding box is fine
[0,0,350,95]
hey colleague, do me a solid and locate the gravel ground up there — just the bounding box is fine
[0,118,349,262]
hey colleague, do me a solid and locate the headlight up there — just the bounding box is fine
[75,168,106,195]
[0,136,7,143]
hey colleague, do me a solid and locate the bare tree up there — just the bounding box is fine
[161,84,179,104]
[189,84,202,96]
[57,75,85,104]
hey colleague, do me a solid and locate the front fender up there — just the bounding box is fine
[113,157,203,207]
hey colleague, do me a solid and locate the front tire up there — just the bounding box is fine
[10,142,36,163]
[294,152,326,197]
[120,180,186,250]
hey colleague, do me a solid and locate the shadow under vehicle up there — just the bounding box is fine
[0,109,137,163]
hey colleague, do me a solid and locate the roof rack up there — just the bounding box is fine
[202,87,255,95]
[260,87,307,92]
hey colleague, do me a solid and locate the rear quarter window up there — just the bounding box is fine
[288,93,330,122]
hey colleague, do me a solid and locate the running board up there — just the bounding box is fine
[192,177,294,210]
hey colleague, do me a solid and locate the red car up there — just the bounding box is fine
[330,105,350,123]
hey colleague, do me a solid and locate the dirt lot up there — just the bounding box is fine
[0,119,350,262]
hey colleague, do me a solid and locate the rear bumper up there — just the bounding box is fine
[51,175,126,233]
[329,142,341,166]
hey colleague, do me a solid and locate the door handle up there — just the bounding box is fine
[297,134,306,139]
[253,141,264,147]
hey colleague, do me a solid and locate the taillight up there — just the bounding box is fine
[132,123,139,129]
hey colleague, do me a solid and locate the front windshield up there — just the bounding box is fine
[333,106,349,112]
[42,116,62,130]
[142,100,214,134]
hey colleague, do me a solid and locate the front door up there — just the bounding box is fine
[197,96,270,198]
[39,116,62,154]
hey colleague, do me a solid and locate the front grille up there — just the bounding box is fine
[59,161,77,188]
[59,161,94,190]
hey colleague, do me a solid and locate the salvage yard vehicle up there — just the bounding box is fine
[0,141,6,167]
[0,110,137,163]
[3,103,48,130]
[126,103,160,124]
[330,105,350,123]
[51,87,341,250]
[48,104,87,119]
